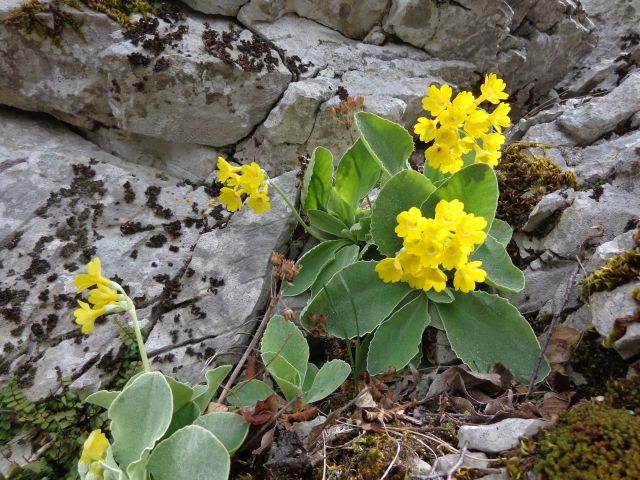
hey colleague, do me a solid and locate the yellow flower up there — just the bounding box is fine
[454,214,488,247]
[406,267,447,292]
[464,108,491,138]
[396,250,423,275]
[452,91,476,114]
[474,145,501,167]
[88,284,119,309]
[434,127,460,146]
[489,102,511,132]
[219,187,243,212]
[74,301,107,335]
[454,136,476,155]
[434,199,465,230]
[247,189,271,215]
[480,73,509,104]
[425,143,451,171]
[216,156,241,183]
[481,132,506,152]
[413,117,437,142]
[239,162,265,195]
[80,429,109,464]
[376,257,403,283]
[441,237,471,270]
[422,84,452,117]
[453,261,487,293]
[438,105,467,129]
[395,207,426,239]
[414,237,443,267]
[73,258,111,294]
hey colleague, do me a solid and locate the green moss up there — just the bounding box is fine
[569,328,627,396]
[581,223,640,298]
[4,0,159,45]
[4,0,85,47]
[312,433,411,480]
[535,403,640,479]
[605,377,640,414]
[495,143,579,232]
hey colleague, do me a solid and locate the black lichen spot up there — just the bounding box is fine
[153,56,170,72]
[146,234,167,248]
[23,257,51,280]
[1,230,23,250]
[127,52,151,67]
[120,221,155,235]
[162,220,181,238]
[590,185,604,201]
[130,249,138,260]
[123,181,136,203]
[168,245,179,253]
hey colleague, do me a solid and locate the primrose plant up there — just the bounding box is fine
[254,74,550,384]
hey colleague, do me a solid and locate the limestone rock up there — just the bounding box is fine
[238,0,391,40]
[590,282,640,359]
[383,0,595,110]
[557,72,640,145]
[0,2,291,147]
[458,418,548,454]
[181,0,247,16]
[0,107,296,400]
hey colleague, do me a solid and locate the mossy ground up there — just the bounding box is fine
[495,143,579,233]
[507,402,640,480]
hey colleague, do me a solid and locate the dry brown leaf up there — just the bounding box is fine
[545,326,582,365]
[282,406,318,428]
[539,392,574,421]
[205,402,228,414]
[427,366,502,405]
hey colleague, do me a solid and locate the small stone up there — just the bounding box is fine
[458,418,549,453]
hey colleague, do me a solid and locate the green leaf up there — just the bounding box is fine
[147,425,230,480]
[164,376,194,412]
[423,163,449,186]
[191,365,232,413]
[327,187,355,226]
[262,352,302,401]
[194,412,250,455]
[227,380,276,408]
[302,363,319,393]
[307,209,349,237]
[301,261,412,339]
[261,315,309,381]
[302,360,351,404]
[471,235,525,293]
[285,240,349,297]
[421,164,498,231]
[428,301,444,330]
[355,112,414,175]
[488,219,513,247]
[367,294,430,374]
[370,170,436,257]
[311,245,360,296]
[335,138,381,209]
[163,401,200,439]
[301,146,334,212]
[426,288,454,304]
[85,390,119,410]
[109,372,173,470]
[437,291,550,384]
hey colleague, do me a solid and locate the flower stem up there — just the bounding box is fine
[127,305,150,373]
[267,178,324,242]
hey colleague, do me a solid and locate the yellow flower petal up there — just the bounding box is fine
[80,429,109,464]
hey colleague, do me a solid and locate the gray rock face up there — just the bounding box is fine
[0,2,291,147]
[383,0,595,109]
[0,108,296,400]
[458,418,549,454]
[238,0,391,39]
[181,0,247,16]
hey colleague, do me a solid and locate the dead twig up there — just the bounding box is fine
[380,441,401,480]
[446,442,468,480]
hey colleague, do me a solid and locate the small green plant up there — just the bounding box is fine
[254,75,550,384]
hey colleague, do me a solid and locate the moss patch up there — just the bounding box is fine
[529,403,640,479]
[581,223,640,298]
[495,143,579,232]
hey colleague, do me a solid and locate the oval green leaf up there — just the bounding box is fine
[302,359,351,404]
[488,218,513,246]
[311,245,360,296]
[147,425,230,480]
[194,412,250,455]
[192,365,232,413]
[227,380,276,409]
[285,239,349,297]
[301,146,334,212]
[471,235,525,293]
[261,315,309,381]
[367,294,430,375]
[335,138,381,209]
[437,291,550,384]
[355,112,414,175]
[421,163,498,231]
[370,169,436,257]
[301,261,412,339]
[307,209,349,237]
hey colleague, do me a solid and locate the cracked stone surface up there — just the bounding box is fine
[0,107,295,401]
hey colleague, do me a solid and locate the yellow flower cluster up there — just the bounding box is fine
[72,258,121,334]
[375,200,488,293]
[414,73,511,174]
[216,157,271,215]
